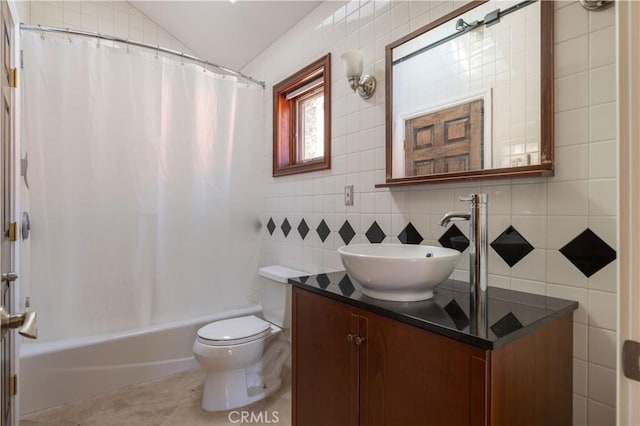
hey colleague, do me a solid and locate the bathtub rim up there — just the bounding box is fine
[20,305,262,358]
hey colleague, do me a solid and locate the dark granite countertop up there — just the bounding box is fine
[289,271,579,350]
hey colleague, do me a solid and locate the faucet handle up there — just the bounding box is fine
[458,193,488,204]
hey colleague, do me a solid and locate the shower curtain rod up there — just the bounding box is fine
[19,23,266,88]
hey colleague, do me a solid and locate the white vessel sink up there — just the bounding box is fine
[338,244,461,302]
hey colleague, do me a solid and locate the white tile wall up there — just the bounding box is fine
[244,1,617,424]
[25,1,194,56]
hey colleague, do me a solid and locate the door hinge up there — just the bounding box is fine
[8,222,17,241]
[20,50,23,69]
[8,68,17,88]
[623,340,640,382]
[9,375,16,396]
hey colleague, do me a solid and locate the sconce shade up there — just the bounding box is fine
[340,50,363,78]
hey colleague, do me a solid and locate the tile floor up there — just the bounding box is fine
[21,368,291,426]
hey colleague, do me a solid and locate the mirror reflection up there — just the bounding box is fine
[386,0,552,182]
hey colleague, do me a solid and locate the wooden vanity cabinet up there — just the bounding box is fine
[292,285,359,426]
[292,287,572,426]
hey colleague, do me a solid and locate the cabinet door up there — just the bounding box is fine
[292,288,360,426]
[359,308,489,426]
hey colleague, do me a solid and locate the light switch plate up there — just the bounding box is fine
[344,185,354,206]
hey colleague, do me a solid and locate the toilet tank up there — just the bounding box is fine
[259,265,308,329]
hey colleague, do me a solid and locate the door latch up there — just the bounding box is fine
[1,272,17,282]
[0,307,36,339]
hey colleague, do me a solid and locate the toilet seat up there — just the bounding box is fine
[197,315,271,346]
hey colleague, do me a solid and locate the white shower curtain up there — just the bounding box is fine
[21,32,264,342]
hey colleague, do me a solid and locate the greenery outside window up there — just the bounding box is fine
[273,54,331,177]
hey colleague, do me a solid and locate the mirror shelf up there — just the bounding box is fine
[376,163,553,188]
[382,0,554,187]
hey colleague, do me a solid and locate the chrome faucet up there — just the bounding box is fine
[439,211,471,227]
[440,194,488,332]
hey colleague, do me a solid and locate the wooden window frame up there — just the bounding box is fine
[273,54,331,177]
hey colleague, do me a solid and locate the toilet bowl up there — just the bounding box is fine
[193,265,307,411]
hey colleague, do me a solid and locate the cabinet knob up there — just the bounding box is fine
[355,336,365,345]
[346,333,354,343]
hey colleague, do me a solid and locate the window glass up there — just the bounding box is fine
[298,92,324,162]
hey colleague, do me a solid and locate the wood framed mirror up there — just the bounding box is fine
[380,0,553,187]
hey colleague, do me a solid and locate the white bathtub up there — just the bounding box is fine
[19,305,261,415]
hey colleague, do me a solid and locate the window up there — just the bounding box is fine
[273,54,331,177]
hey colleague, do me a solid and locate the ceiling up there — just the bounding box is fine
[131,1,322,72]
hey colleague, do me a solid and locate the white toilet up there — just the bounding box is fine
[193,265,307,412]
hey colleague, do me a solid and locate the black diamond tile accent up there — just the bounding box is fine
[281,218,291,237]
[297,219,310,240]
[365,221,386,243]
[560,228,616,277]
[316,219,330,243]
[444,299,470,331]
[338,275,355,297]
[438,224,469,252]
[298,275,309,283]
[490,226,534,267]
[398,222,423,245]
[316,273,330,289]
[491,312,523,338]
[339,220,356,245]
[266,218,276,235]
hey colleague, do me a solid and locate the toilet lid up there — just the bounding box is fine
[197,315,271,346]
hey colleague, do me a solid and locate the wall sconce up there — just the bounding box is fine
[340,50,376,100]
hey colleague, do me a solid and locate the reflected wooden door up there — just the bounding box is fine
[405,99,483,176]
